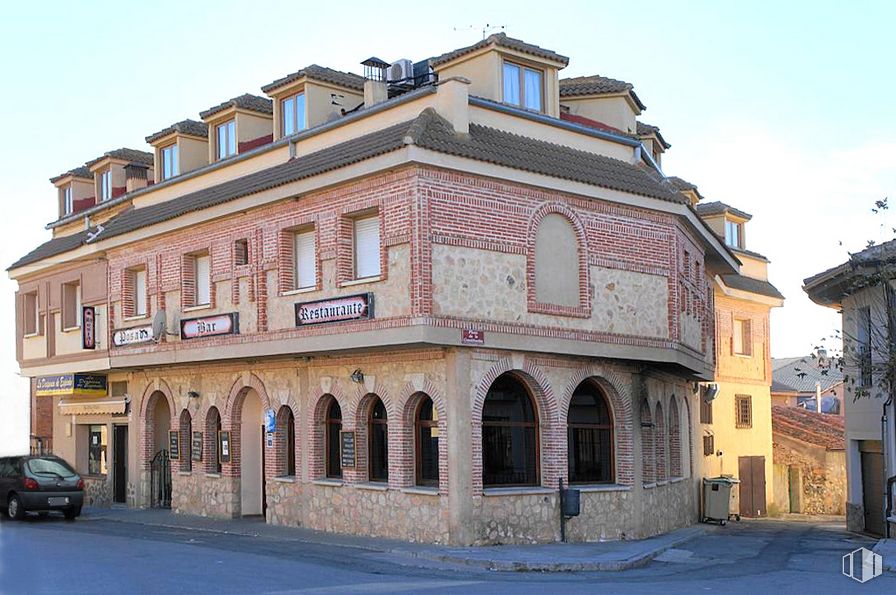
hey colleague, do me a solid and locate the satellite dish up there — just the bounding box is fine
[703,383,720,402]
[152,310,169,341]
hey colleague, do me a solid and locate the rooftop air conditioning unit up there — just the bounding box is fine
[387,59,414,84]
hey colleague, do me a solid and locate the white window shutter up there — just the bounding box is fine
[195,255,211,305]
[294,230,316,289]
[354,215,380,279]
[134,270,147,316]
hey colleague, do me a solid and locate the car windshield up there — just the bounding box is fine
[27,458,77,478]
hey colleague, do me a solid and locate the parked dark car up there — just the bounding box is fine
[0,455,84,520]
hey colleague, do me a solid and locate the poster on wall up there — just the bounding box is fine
[218,431,231,464]
[264,409,276,433]
[81,306,96,350]
[191,431,203,462]
[168,431,180,461]
[340,431,356,469]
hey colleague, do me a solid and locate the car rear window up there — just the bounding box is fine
[27,458,77,477]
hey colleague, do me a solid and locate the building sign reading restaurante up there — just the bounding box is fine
[295,293,374,326]
[180,313,239,340]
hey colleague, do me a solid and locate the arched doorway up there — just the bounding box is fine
[240,389,264,516]
[147,391,172,508]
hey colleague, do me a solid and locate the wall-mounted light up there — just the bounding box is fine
[350,369,364,384]
[187,390,200,399]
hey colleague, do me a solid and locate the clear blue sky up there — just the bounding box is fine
[1,1,894,452]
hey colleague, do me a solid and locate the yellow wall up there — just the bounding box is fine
[561,95,637,134]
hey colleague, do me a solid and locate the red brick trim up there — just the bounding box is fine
[138,380,177,471]
[654,401,667,482]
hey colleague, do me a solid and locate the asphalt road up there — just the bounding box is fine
[0,514,891,594]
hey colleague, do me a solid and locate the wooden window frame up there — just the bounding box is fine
[732,317,752,356]
[234,238,250,267]
[482,375,541,488]
[215,119,237,160]
[293,226,317,290]
[160,143,179,180]
[699,388,713,424]
[281,92,307,137]
[502,60,545,113]
[367,398,388,483]
[703,433,715,456]
[62,281,81,331]
[415,398,439,487]
[325,399,342,479]
[735,395,753,429]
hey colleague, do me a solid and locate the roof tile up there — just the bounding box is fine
[199,93,273,120]
[146,119,209,144]
[261,64,365,94]
[430,33,569,68]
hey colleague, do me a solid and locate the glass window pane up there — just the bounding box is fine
[283,96,295,135]
[369,398,388,482]
[88,425,107,475]
[227,121,236,155]
[503,63,521,105]
[482,374,538,486]
[171,144,178,177]
[524,68,542,111]
[296,93,306,132]
[326,400,342,478]
[217,124,227,159]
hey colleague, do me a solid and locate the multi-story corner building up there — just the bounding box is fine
[668,194,784,518]
[10,34,740,545]
[805,241,896,536]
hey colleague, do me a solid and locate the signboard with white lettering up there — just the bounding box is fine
[294,293,374,327]
[462,329,485,345]
[191,432,203,462]
[168,430,180,461]
[340,431,356,469]
[36,374,108,397]
[180,313,239,340]
[82,306,96,350]
[112,325,154,347]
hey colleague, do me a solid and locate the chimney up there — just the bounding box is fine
[361,57,390,107]
[124,163,149,193]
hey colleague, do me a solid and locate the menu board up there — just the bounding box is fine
[191,431,203,462]
[340,431,356,469]
[168,430,180,461]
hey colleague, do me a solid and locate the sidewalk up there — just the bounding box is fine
[82,507,706,572]
[875,538,896,572]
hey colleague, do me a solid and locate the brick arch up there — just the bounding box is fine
[177,408,194,473]
[654,401,667,482]
[526,201,590,314]
[397,380,449,492]
[308,392,347,481]
[352,392,393,484]
[203,405,223,474]
[472,357,559,493]
[640,398,655,485]
[140,380,177,471]
[273,404,298,478]
[668,394,682,478]
[559,366,634,486]
[223,373,272,421]
[138,379,176,421]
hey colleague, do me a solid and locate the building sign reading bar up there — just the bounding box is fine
[112,325,154,347]
[36,373,108,397]
[180,313,239,340]
[82,306,96,350]
[295,293,373,327]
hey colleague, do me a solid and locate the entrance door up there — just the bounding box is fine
[113,426,128,504]
[239,390,263,516]
[738,456,767,517]
[861,451,884,535]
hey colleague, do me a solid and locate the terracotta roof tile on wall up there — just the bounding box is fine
[261,64,366,94]
[11,108,684,270]
[145,119,209,143]
[199,94,273,119]
[430,33,569,67]
[772,405,845,450]
[85,148,154,168]
[49,165,92,183]
[559,74,646,110]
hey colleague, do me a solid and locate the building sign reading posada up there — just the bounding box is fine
[112,325,155,347]
[180,313,239,340]
[295,293,374,327]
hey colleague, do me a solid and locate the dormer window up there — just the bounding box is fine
[503,61,543,112]
[62,186,73,215]
[281,93,307,136]
[161,144,179,180]
[216,120,236,160]
[725,219,743,249]
[99,170,112,202]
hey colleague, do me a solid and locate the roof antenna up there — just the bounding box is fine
[453,24,506,40]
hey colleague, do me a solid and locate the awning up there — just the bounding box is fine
[58,398,127,416]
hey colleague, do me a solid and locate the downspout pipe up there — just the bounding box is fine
[884,393,894,537]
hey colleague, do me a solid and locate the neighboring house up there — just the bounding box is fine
[804,240,896,536]
[772,353,845,416]
[675,195,784,518]
[10,34,743,545]
[771,405,846,516]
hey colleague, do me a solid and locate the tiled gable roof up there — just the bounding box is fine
[12,108,685,270]
[694,200,752,221]
[50,165,92,183]
[430,33,569,68]
[261,64,365,94]
[146,119,209,144]
[719,274,784,299]
[560,75,646,110]
[772,405,844,450]
[199,94,273,119]
[772,355,844,393]
[637,121,670,149]
[86,148,154,168]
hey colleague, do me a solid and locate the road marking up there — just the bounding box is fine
[262,580,482,594]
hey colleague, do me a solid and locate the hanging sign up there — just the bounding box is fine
[180,313,239,340]
[191,431,203,462]
[82,306,96,350]
[36,374,107,397]
[112,325,154,347]
[340,431,356,469]
[168,430,180,461]
[218,431,231,464]
[295,293,374,327]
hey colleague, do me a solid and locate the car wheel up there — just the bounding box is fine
[7,494,25,520]
[63,506,81,520]
[38,512,49,519]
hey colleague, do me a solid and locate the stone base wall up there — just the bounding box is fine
[847,502,864,533]
[266,480,449,543]
[83,476,113,508]
[172,472,239,518]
